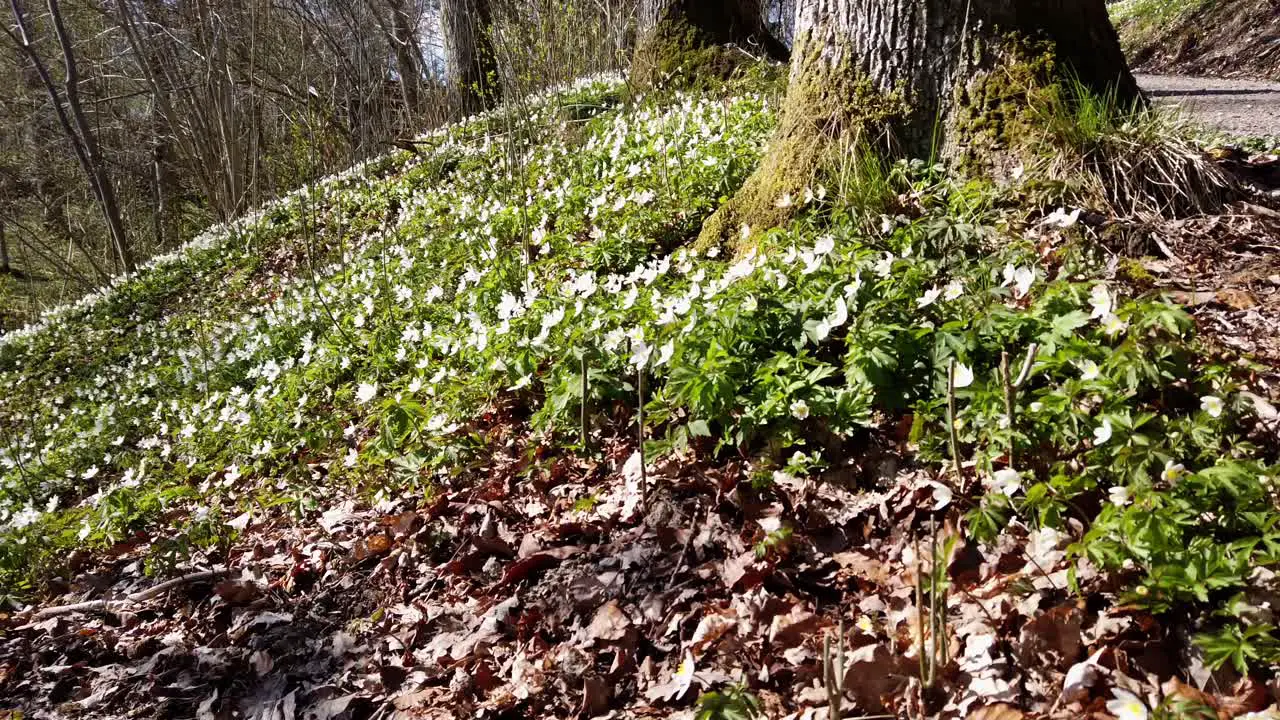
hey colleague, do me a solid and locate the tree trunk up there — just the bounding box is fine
[6,0,137,272]
[440,0,499,115]
[632,0,789,88]
[791,0,1138,154]
[699,0,1140,245]
[0,220,10,274]
[387,0,423,113]
[47,0,136,273]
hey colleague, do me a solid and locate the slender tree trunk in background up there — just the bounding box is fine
[632,0,788,87]
[151,140,168,248]
[387,0,423,114]
[0,220,10,274]
[47,0,135,273]
[6,0,136,273]
[204,6,246,219]
[441,0,499,114]
[698,0,1140,245]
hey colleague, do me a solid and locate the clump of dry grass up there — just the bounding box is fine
[1033,79,1236,217]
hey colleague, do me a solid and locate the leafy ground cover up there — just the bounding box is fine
[3,69,1280,719]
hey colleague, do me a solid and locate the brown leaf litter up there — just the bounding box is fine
[6,156,1280,720]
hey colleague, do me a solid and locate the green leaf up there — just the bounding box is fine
[1047,310,1089,339]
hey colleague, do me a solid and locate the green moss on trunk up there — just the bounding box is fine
[696,50,906,251]
[630,16,745,91]
[947,38,1062,175]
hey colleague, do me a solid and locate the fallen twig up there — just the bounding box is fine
[28,567,229,620]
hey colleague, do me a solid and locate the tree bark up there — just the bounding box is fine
[440,0,499,115]
[387,0,424,113]
[632,0,789,88]
[47,0,135,273]
[0,220,10,274]
[5,0,136,273]
[790,0,1139,155]
[699,0,1140,245]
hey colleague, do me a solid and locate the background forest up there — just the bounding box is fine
[0,0,731,329]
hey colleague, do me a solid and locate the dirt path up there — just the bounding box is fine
[1137,73,1280,138]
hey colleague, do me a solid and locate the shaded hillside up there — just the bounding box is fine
[1113,0,1280,80]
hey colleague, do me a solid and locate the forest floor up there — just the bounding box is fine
[5,73,1280,720]
[1138,73,1280,138]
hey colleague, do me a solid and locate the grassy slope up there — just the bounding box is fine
[1112,0,1280,80]
[2,70,1280,712]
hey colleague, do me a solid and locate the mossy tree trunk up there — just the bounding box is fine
[441,0,500,114]
[631,0,789,88]
[797,0,1139,154]
[701,0,1141,245]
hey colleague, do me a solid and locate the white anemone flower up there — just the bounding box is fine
[1109,486,1131,507]
[1106,689,1147,720]
[992,468,1022,496]
[813,296,848,342]
[926,481,953,510]
[1101,313,1128,337]
[1089,284,1113,319]
[1043,207,1082,229]
[1013,267,1035,298]
[1200,395,1224,418]
[1078,359,1101,381]
[629,339,652,369]
[1093,418,1113,445]
[790,399,810,420]
[356,382,378,403]
[873,252,894,277]
[655,341,675,366]
[917,286,942,308]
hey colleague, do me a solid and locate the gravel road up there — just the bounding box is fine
[1137,73,1280,138]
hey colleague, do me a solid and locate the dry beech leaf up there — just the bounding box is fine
[213,579,260,606]
[689,609,736,656]
[1217,676,1269,718]
[1215,288,1259,310]
[587,600,631,643]
[579,675,611,718]
[967,703,1025,720]
[1017,602,1083,670]
[767,604,820,649]
[1162,677,1218,713]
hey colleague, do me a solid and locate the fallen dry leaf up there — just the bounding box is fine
[1217,676,1269,718]
[1017,602,1083,670]
[1216,288,1259,310]
[967,703,1025,720]
[1162,677,1219,715]
[213,579,260,606]
[587,600,631,643]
